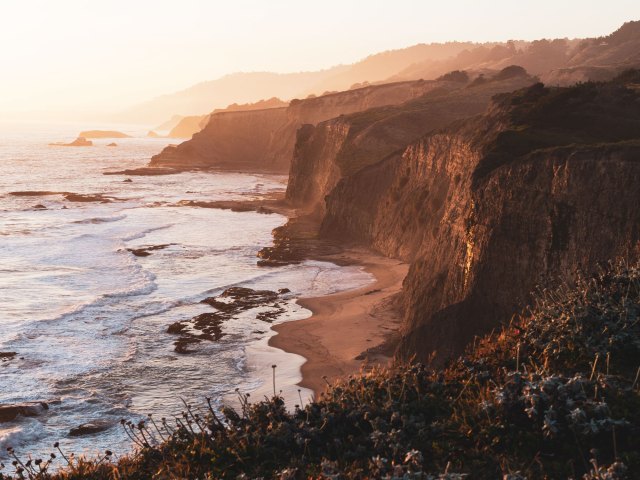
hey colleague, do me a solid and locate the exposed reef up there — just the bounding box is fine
[9,191,117,203]
[126,244,173,257]
[167,287,290,354]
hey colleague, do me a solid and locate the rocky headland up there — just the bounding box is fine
[78,130,131,139]
[319,72,640,364]
[49,136,93,147]
[149,79,461,173]
[145,64,640,376]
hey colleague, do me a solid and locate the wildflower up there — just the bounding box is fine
[542,409,558,437]
[404,449,424,466]
[568,407,586,424]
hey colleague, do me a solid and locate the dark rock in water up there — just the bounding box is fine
[11,190,116,203]
[33,204,47,210]
[190,313,225,340]
[69,420,114,437]
[174,337,201,354]
[278,288,291,294]
[123,178,133,183]
[167,287,291,353]
[0,402,49,422]
[257,216,341,267]
[103,167,179,176]
[176,199,274,214]
[62,192,113,203]
[0,352,17,362]
[106,142,118,147]
[127,244,173,257]
[167,322,187,334]
[201,287,279,313]
[168,313,225,352]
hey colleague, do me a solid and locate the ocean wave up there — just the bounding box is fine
[121,224,173,242]
[72,214,127,224]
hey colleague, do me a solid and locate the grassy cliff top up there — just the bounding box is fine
[473,69,640,183]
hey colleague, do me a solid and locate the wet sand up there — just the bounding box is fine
[269,248,408,398]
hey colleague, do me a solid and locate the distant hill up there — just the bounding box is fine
[119,69,346,124]
[153,114,185,133]
[165,97,289,139]
[118,43,494,124]
[391,21,640,86]
[79,130,131,138]
[119,21,640,125]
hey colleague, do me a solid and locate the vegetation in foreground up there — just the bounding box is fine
[1,261,639,479]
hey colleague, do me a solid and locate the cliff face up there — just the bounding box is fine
[168,115,209,138]
[286,69,537,215]
[320,76,640,363]
[149,80,446,173]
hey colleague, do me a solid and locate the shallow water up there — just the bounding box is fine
[0,122,372,463]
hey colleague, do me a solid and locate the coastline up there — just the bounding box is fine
[268,248,408,398]
[118,187,407,401]
[206,194,409,399]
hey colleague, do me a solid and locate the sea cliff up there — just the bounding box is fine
[319,75,640,363]
[149,80,455,173]
[285,67,536,216]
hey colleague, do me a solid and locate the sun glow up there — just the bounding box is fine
[0,0,638,120]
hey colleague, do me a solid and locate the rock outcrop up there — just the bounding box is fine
[317,74,640,364]
[78,130,131,139]
[286,68,537,216]
[0,402,49,422]
[69,420,114,437]
[149,80,453,173]
[49,137,93,147]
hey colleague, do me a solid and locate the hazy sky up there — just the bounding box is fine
[1,0,638,119]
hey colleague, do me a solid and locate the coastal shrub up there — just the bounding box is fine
[473,69,640,183]
[1,261,639,479]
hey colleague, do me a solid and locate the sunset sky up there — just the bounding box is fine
[1,0,638,120]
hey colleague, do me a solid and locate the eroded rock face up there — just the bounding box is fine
[286,71,538,216]
[319,75,640,364]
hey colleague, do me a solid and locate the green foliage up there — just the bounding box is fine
[2,262,639,479]
[473,70,640,183]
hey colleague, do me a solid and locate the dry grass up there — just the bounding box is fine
[2,261,639,479]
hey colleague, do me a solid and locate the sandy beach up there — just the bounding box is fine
[269,248,408,398]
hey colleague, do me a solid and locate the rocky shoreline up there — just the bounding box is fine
[206,195,409,397]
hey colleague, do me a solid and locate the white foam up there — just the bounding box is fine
[0,126,371,465]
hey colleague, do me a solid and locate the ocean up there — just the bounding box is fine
[0,122,372,463]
